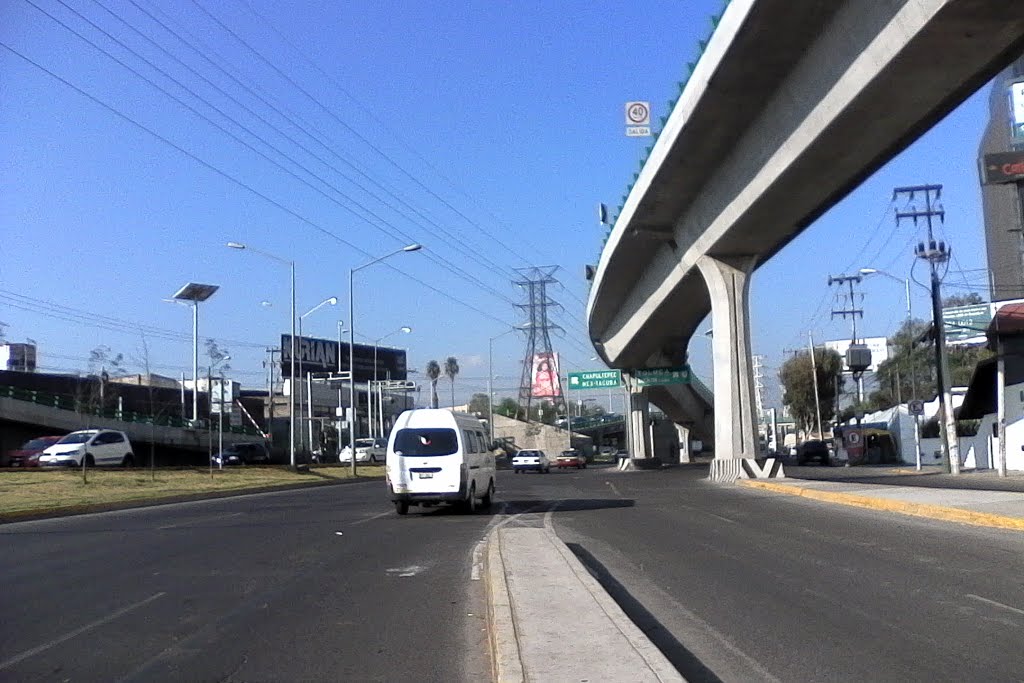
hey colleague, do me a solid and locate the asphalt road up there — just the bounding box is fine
[5,466,1022,682]
[533,465,1024,683]
[0,480,497,682]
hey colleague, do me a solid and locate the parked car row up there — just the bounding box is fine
[3,430,135,468]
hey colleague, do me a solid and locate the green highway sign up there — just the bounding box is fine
[567,370,622,390]
[633,366,692,387]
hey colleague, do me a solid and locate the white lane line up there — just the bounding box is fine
[158,512,242,530]
[0,592,166,671]
[605,481,623,497]
[386,565,426,577]
[349,511,391,527]
[471,540,486,580]
[966,594,1024,617]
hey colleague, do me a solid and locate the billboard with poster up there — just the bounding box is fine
[530,353,562,398]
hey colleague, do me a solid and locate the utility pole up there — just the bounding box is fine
[808,332,824,439]
[263,348,280,446]
[828,273,866,403]
[895,183,960,475]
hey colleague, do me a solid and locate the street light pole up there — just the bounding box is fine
[298,297,338,456]
[488,327,516,446]
[226,242,296,468]
[192,301,198,424]
[349,244,422,476]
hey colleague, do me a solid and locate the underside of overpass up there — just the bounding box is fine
[587,0,1024,462]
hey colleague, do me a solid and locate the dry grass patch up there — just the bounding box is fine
[0,465,385,518]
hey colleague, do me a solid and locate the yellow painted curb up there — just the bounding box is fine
[739,479,1024,532]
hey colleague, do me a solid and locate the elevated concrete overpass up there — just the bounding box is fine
[588,0,1024,464]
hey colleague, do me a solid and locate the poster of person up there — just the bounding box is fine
[530,353,562,398]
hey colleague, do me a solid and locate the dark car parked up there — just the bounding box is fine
[797,440,832,466]
[211,442,271,466]
[5,436,63,467]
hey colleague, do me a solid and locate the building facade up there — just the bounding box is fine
[980,55,1024,302]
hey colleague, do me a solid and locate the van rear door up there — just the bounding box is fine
[391,427,465,496]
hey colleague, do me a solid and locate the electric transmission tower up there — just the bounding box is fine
[752,354,766,421]
[514,266,566,420]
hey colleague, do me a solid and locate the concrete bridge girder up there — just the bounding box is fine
[588,0,1024,457]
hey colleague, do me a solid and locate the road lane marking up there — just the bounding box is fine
[471,540,486,580]
[966,594,1024,617]
[605,480,623,497]
[386,565,426,577]
[674,503,737,524]
[158,512,242,530]
[349,511,391,526]
[0,592,166,671]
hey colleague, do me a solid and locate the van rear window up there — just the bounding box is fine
[393,428,459,457]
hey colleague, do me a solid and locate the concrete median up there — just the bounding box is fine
[485,521,684,682]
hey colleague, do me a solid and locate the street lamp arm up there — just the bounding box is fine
[301,296,339,320]
[860,267,929,293]
[353,244,422,273]
[226,242,293,267]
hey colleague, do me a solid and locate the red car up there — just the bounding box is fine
[5,436,63,467]
[556,450,587,469]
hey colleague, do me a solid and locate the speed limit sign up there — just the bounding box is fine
[625,101,650,126]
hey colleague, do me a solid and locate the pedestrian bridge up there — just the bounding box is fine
[587,0,1024,460]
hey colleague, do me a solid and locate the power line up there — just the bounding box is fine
[227,0,591,304]
[0,40,515,328]
[34,0,518,310]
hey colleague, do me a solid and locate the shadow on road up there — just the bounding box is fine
[412,498,636,518]
[565,542,724,683]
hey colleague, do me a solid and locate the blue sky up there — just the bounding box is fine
[0,0,999,409]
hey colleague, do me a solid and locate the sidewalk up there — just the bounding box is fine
[487,523,684,683]
[740,467,1024,531]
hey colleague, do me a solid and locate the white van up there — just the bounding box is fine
[386,409,496,515]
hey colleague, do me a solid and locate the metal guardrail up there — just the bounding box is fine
[0,385,261,435]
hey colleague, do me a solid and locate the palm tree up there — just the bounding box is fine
[425,360,441,409]
[444,356,460,408]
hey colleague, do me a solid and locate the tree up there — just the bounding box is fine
[444,357,460,408]
[425,360,441,409]
[205,338,231,373]
[467,393,490,416]
[943,292,984,308]
[779,347,844,433]
[496,397,519,419]
[870,317,992,411]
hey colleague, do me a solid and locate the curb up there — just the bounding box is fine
[739,479,1024,532]
[541,525,685,683]
[484,522,685,683]
[0,475,382,525]
[485,529,526,683]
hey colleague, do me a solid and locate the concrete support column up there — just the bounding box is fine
[696,255,758,460]
[676,425,692,463]
[628,388,652,460]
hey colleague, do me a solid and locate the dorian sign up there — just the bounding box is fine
[280,335,407,382]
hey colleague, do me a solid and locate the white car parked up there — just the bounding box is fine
[339,437,387,463]
[38,429,135,467]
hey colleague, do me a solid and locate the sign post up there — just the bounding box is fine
[909,399,925,471]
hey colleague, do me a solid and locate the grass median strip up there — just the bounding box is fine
[0,465,385,519]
